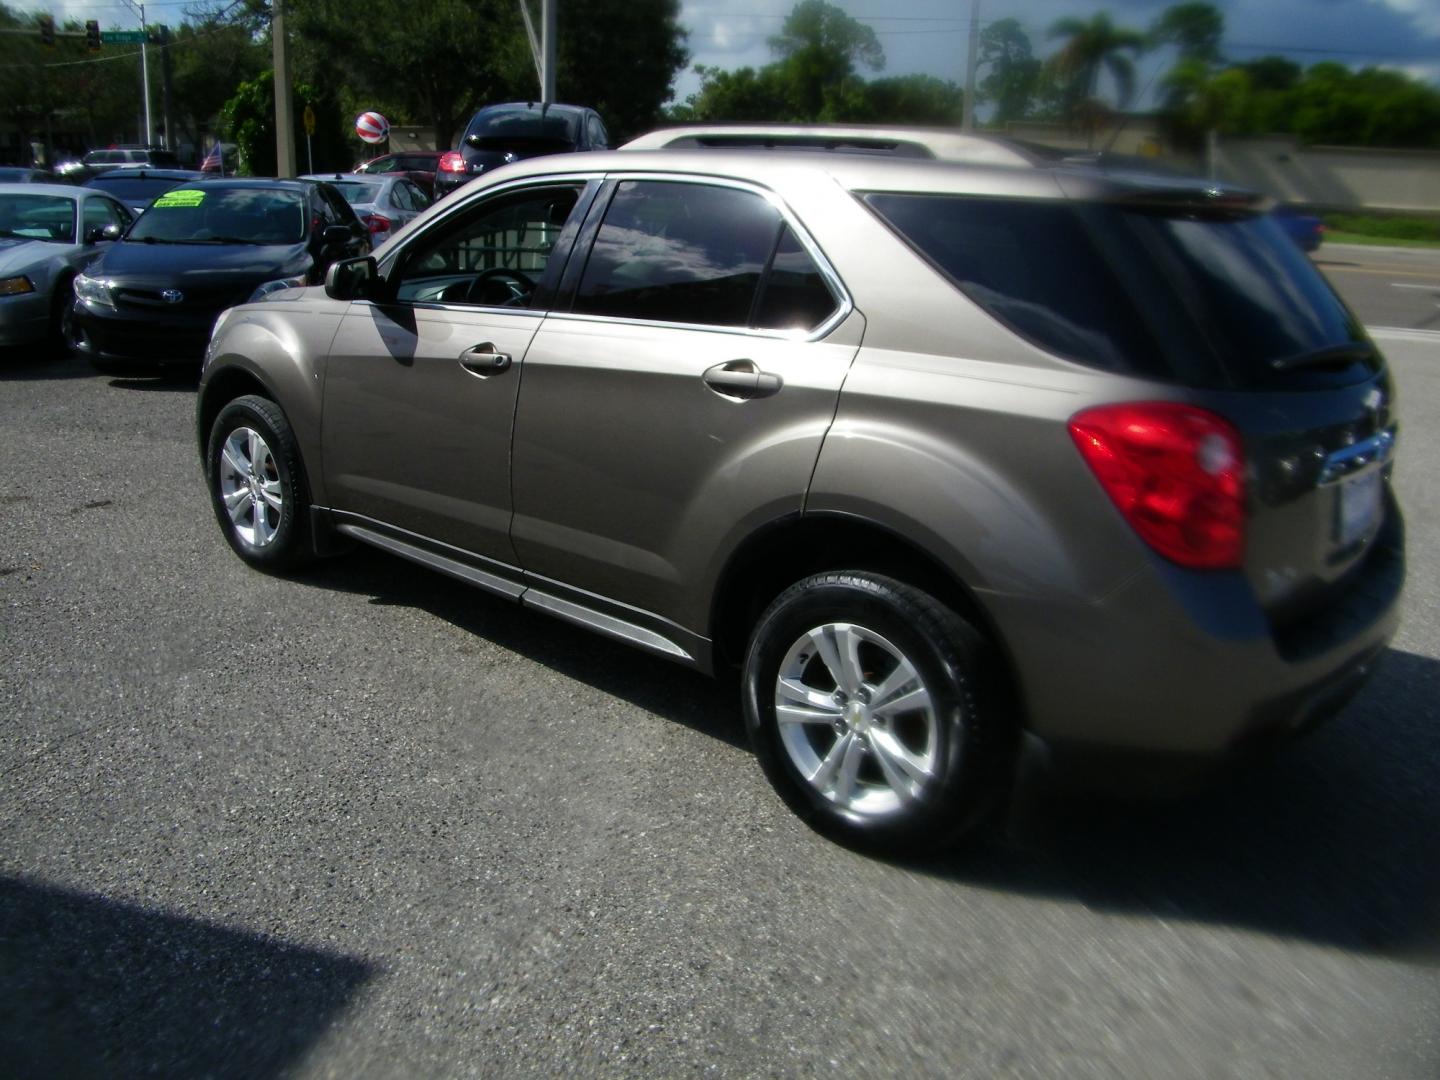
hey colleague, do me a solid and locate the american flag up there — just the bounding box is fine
[201,142,223,175]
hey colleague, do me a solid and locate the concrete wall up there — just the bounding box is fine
[1212,136,1440,212]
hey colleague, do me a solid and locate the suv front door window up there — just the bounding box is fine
[320,182,591,568]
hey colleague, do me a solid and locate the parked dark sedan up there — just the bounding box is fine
[69,178,369,370]
[433,102,609,197]
[85,168,207,215]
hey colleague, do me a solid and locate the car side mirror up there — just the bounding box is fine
[85,223,122,244]
[321,224,354,247]
[325,256,379,301]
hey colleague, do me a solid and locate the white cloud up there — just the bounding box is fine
[1368,0,1440,38]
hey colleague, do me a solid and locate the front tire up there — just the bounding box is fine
[206,395,313,571]
[742,571,1012,853]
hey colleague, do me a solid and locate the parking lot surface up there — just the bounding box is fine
[3,320,1438,1076]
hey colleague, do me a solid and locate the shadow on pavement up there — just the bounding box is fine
[0,347,94,381]
[293,548,1439,957]
[923,647,1440,961]
[300,545,746,750]
[0,876,375,1078]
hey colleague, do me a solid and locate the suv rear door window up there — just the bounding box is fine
[573,180,789,328]
[864,192,1165,377]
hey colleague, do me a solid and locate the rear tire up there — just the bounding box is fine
[742,571,1013,854]
[205,395,313,572]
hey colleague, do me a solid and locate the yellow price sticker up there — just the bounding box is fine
[153,189,206,209]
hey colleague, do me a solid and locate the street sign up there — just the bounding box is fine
[101,30,148,44]
[303,106,316,137]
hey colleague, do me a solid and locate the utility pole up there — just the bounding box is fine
[159,26,174,151]
[961,0,980,131]
[121,0,153,144]
[273,0,297,177]
[541,0,556,103]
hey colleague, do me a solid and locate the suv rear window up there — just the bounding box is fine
[465,108,580,151]
[863,192,1371,388]
[864,193,1166,377]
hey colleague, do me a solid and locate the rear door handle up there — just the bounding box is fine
[702,360,782,399]
[459,343,512,377]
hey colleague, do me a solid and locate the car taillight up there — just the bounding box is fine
[438,151,466,173]
[1068,403,1246,570]
[361,214,392,234]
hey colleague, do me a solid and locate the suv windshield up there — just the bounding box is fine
[465,108,580,151]
[864,192,1370,389]
[127,187,307,244]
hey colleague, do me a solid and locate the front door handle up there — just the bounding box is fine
[702,359,783,399]
[459,343,512,377]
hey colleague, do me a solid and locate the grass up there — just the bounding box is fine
[1322,230,1440,249]
[1321,213,1440,247]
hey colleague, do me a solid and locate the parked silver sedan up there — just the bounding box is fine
[0,183,133,351]
[300,173,430,247]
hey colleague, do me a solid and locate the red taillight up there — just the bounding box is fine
[361,214,392,234]
[438,151,466,173]
[1068,403,1246,570]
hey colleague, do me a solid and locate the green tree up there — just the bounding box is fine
[285,0,521,151]
[673,65,793,122]
[1150,2,1224,64]
[556,0,689,142]
[167,19,267,154]
[977,17,1040,126]
[1048,12,1148,113]
[766,0,884,119]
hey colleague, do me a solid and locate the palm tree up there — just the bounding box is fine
[1048,12,1148,120]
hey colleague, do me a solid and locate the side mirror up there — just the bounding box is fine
[84,223,122,244]
[325,256,378,301]
[321,224,354,248]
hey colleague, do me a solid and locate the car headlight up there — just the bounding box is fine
[0,276,34,297]
[247,275,307,303]
[74,273,116,309]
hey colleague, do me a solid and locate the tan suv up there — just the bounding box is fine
[196,148,1403,852]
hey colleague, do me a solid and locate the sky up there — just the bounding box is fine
[672,0,1440,105]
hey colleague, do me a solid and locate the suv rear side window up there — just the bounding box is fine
[864,193,1164,376]
[574,181,837,331]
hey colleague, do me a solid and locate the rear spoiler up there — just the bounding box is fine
[1055,168,1272,214]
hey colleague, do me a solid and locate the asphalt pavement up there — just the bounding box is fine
[2,267,1438,1077]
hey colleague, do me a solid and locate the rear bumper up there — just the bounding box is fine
[984,504,1404,760]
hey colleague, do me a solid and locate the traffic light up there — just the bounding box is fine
[86,20,101,52]
[38,15,54,47]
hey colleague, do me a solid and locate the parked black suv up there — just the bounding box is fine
[434,102,609,197]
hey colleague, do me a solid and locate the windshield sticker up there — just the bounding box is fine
[152,189,206,208]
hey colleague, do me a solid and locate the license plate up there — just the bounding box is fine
[1336,470,1383,547]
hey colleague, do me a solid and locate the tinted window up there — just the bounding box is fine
[574,181,782,328]
[1113,209,1368,387]
[392,185,580,308]
[83,197,129,233]
[753,226,837,331]
[465,107,581,151]
[329,180,384,206]
[127,187,306,244]
[0,193,75,242]
[864,193,1165,376]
